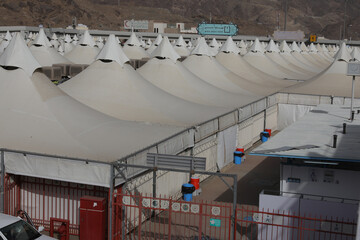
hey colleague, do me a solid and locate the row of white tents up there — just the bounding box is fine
[0,28,359,186]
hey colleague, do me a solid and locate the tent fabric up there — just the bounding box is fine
[123,44,150,60]
[137,57,257,108]
[0,33,41,76]
[174,45,190,57]
[30,45,73,66]
[191,37,216,57]
[59,60,230,126]
[146,34,162,55]
[249,38,265,53]
[175,35,187,47]
[183,54,266,96]
[333,42,352,62]
[265,40,280,53]
[219,36,240,54]
[32,28,52,48]
[95,34,129,66]
[351,47,360,61]
[150,36,180,63]
[216,52,296,91]
[78,30,96,47]
[125,32,142,47]
[64,44,100,64]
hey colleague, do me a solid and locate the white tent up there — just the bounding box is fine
[191,37,216,57]
[123,32,149,60]
[60,34,74,53]
[137,37,257,108]
[30,29,72,66]
[59,34,229,126]
[0,33,182,187]
[64,30,100,64]
[0,31,12,54]
[146,34,162,55]
[244,39,308,80]
[351,47,360,62]
[285,43,359,97]
[216,51,296,92]
[50,33,60,49]
[219,36,240,54]
[173,35,190,57]
[183,38,266,96]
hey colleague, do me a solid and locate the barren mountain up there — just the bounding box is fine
[1,0,359,40]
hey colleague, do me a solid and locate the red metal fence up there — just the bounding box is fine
[113,192,358,240]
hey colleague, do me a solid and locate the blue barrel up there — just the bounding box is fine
[234,151,245,164]
[260,131,270,142]
[182,183,195,202]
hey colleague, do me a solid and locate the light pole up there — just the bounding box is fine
[343,0,349,40]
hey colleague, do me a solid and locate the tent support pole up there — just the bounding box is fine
[350,75,355,120]
[0,150,4,213]
[108,164,114,240]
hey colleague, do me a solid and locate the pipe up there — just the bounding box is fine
[343,123,347,134]
[333,135,338,148]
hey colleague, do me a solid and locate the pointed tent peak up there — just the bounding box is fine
[97,36,104,43]
[350,47,360,62]
[153,34,163,46]
[219,36,240,54]
[140,39,146,47]
[78,30,96,47]
[191,37,215,57]
[58,45,64,54]
[321,44,329,52]
[265,39,280,53]
[175,35,186,47]
[187,41,193,48]
[51,33,58,40]
[238,40,247,48]
[73,34,79,41]
[28,32,33,40]
[316,43,322,51]
[125,32,141,47]
[309,43,319,52]
[291,41,302,52]
[146,38,152,45]
[150,36,180,63]
[4,31,12,41]
[95,34,129,67]
[64,34,72,43]
[249,38,265,53]
[0,33,41,76]
[279,40,292,53]
[333,42,352,62]
[33,28,52,47]
[300,42,309,52]
[209,38,220,49]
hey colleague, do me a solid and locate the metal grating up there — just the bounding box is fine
[146,153,206,171]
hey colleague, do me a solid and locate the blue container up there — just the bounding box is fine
[260,131,270,142]
[234,151,244,165]
[182,183,195,202]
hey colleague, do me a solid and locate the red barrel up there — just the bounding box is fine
[265,129,272,137]
[190,176,200,190]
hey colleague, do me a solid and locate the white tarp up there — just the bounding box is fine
[277,103,314,130]
[5,152,111,187]
[217,125,238,169]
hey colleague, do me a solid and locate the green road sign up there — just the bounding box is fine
[197,22,238,36]
[210,218,221,227]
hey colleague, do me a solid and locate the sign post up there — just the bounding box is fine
[347,63,360,120]
[197,22,238,36]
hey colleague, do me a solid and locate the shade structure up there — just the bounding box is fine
[29,29,72,66]
[137,57,260,108]
[146,34,162,55]
[123,32,149,60]
[183,54,267,96]
[60,34,230,126]
[174,35,190,57]
[285,44,359,98]
[64,31,99,64]
[60,60,230,126]
[216,52,297,91]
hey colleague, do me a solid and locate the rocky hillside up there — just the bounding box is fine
[1,0,359,40]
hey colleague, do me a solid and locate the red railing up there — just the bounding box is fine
[113,193,358,240]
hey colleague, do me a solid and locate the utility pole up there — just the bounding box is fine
[284,0,288,31]
[343,0,349,40]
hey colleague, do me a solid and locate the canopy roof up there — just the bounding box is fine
[0,33,41,76]
[32,28,52,47]
[219,36,240,54]
[333,42,352,62]
[265,40,280,53]
[175,35,187,47]
[150,36,180,63]
[125,32,142,47]
[191,37,215,57]
[249,38,265,53]
[78,30,96,47]
[95,34,129,66]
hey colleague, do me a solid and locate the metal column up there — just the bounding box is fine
[108,164,114,240]
[0,150,4,213]
[350,75,355,120]
[231,175,238,240]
